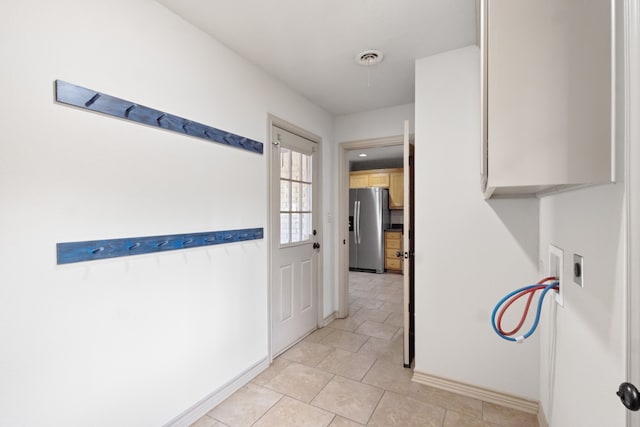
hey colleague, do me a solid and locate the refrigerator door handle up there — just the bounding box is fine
[353,200,358,245]
[356,200,361,244]
[353,200,356,245]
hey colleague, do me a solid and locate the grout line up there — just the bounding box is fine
[358,335,371,353]
[439,409,448,427]
[203,414,223,427]
[308,373,336,404]
[314,347,337,369]
[359,354,378,383]
[247,393,284,427]
[379,310,393,323]
[284,393,338,423]
[365,389,387,425]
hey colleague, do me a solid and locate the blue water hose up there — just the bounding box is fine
[491,282,559,342]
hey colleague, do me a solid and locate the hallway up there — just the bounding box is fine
[190,272,537,427]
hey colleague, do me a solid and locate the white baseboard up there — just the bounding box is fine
[412,370,539,415]
[322,311,337,326]
[164,356,270,427]
[537,404,549,427]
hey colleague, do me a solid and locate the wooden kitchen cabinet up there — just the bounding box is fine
[349,168,404,200]
[388,171,404,209]
[480,0,613,198]
[349,170,390,188]
[384,230,403,273]
[367,172,390,187]
[349,173,369,189]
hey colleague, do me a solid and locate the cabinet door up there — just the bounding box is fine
[384,231,402,272]
[349,174,368,189]
[482,0,612,197]
[368,173,390,188]
[389,172,404,209]
[386,258,402,271]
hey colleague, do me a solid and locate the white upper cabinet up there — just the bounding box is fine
[481,0,615,198]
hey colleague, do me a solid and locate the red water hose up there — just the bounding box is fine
[497,277,557,336]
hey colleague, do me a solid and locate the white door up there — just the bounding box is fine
[402,120,415,367]
[270,125,320,356]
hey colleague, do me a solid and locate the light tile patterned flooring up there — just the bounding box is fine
[191,272,538,427]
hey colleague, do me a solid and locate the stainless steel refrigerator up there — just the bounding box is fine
[349,187,390,273]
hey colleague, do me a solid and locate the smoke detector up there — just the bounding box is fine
[355,50,384,66]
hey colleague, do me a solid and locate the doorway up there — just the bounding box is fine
[338,123,414,366]
[268,115,323,357]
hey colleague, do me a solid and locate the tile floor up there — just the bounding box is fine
[191,272,539,427]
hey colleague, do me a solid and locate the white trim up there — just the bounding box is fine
[548,244,564,307]
[322,311,337,327]
[402,120,412,366]
[626,0,640,426]
[412,370,539,415]
[337,142,349,318]
[538,405,550,427]
[164,357,270,427]
[337,135,405,318]
[613,0,619,183]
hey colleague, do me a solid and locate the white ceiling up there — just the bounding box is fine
[156,0,478,116]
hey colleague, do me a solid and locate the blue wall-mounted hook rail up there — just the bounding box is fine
[54,80,263,154]
[56,228,264,264]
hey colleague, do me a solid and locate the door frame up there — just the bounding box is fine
[337,135,404,318]
[626,0,640,424]
[402,120,415,367]
[267,114,323,360]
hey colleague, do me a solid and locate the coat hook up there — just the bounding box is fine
[125,104,136,118]
[157,240,169,248]
[84,93,101,107]
[91,247,104,254]
[156,114,165,126]
[128,242,140,250]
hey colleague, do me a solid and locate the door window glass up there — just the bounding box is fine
[280,147,312,245]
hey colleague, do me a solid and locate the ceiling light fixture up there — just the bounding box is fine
[359,153,368,157]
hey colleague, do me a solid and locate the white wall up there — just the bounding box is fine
[537,185,625,426]
[0,1,333,426]
[414,46,541,399]
[537,1,628,422]
[334,103,415,142]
